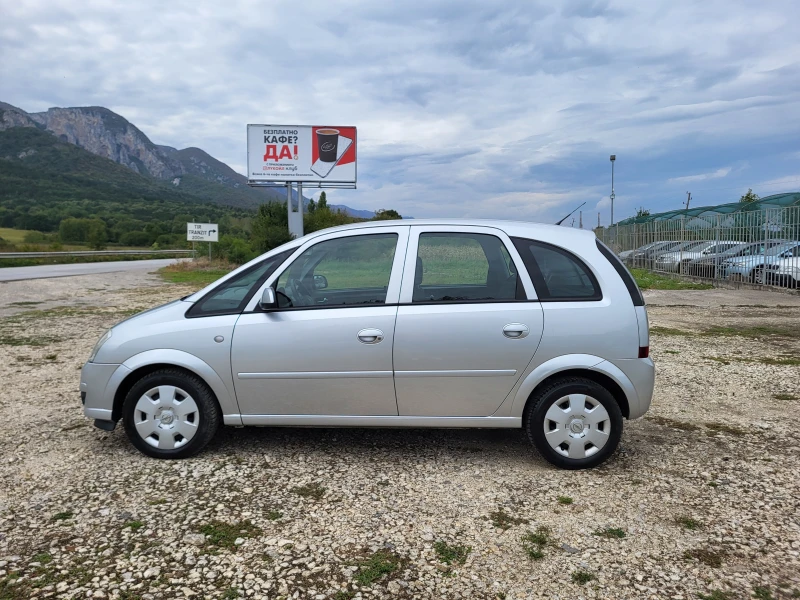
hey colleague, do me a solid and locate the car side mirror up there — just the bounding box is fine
[313,274,328,290]
[259,287,277,309]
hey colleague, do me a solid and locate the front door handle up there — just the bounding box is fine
[503,323,530,339]
[357,328,385,344]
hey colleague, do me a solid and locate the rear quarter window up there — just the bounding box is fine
[511,237,602,302]
[595,239,645,306]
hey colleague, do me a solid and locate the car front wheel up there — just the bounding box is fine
[122,368,220,459]
[525,377,623,470]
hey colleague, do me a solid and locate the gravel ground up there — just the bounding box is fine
[0,269,798,600]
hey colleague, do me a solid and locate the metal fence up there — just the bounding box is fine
[595,205,800,290]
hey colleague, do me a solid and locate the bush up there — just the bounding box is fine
[119,231,152,246]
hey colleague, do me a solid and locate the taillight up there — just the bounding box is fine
[639,346,650,359]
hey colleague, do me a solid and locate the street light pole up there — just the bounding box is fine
[609,154,616,226]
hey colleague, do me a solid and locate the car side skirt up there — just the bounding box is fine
[228,415,521,428]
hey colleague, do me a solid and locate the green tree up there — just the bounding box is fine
[307,198,316,213]
[635,207,650,218]
[374,208,402,220]
[251,202,293,253]
[739,188,759,203]
[86,219,108,250]
[318,191,328,210]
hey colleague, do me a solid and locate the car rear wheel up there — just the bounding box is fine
[122,368,220,459]
[525,377,623,470]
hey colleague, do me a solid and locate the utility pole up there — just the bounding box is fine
[685,191,692,210]
[597,213,601,228]
[609,154,616,225]
[579,211,583,229]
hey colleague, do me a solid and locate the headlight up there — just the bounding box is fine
[88,329,112,363]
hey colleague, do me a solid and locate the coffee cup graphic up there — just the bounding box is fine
[317,129,339,163]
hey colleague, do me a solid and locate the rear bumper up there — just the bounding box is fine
[80,362,125,421]
[602,357,655,420]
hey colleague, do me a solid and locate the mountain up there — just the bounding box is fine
[0,101,373,217]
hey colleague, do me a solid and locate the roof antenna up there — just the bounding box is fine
[555,201,587,226]
[684,191,692,210]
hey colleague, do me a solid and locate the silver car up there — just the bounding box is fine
[81,220,654,469]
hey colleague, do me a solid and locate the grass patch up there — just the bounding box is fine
[124,520,144,531]
[774,393,798,401]
[664,350,680,354]
[675,515,703,530]
[684,547,726,568]
[704,423,747,437]
[571,570,595,585]
[488,509,528,530]
[291,482,326,500]
[147,498,167,506]
[521,526,551,560]
[158,260,234,287]
[434,541,472,565]
[44,353,57,361]
[197,519,261,550]
[594,527,626,539]
[753,587,776,600]
[266,510,283,521]
[8,301,42,306]
[698,591,733,600]
[0,334,60,347]
[631,269,713,290]
[650,326,693,337]
[51,510,74,521]
[222,588,240,600]
[557,496,573,505]
[351,549,402,586]
[31,552,52,564]
[649,415,700,431]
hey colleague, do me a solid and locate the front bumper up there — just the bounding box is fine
[80,362,124,422]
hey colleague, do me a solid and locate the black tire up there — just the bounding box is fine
[122,368,220,459]
[524,376,623,470]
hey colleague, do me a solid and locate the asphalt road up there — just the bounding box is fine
[0,258,182,282]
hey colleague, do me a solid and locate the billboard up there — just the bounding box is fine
[247,125,357,184]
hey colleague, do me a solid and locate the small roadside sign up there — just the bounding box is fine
[187,223,219,242]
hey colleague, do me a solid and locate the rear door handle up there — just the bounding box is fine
[503,323,530,339]
[357,328,384,344]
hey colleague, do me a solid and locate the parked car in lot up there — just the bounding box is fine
[686,240,788,278]
[764,245,800,288]
[625,240,682,268]
[81,220,654,470]
[654,241,745,273]
[721,241,800,283]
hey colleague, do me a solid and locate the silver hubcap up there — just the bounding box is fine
[543,394,611,459]
[133,385,199,450]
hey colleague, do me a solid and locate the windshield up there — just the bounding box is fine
[765,242,800,256]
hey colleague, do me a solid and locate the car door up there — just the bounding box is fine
[231,226,409,418]
[392,226,544,417]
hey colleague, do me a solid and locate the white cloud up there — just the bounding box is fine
[668,167,732,184]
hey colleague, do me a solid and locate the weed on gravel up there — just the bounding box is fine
[50,510,74,521]
[649,415,701,431]
[197,520,261,550]
[684,547,726,568]
[292,482,326,500]
[698,591,734,600]
[557,496,573,505]
[488,508,529,530]
[434,540,472,565]
[753,586,776,600]
[594,527,626,539]
[705,423,747,437]
[676,515,704,530]
[521,526,551,560]
[773,393,798,401]
[351,549,403,586]
[571,570,595,585]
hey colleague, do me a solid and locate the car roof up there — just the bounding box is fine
[293,218,597,242]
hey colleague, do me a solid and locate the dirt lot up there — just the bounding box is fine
[0,269,798,600]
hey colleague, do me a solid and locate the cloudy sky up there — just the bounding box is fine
[2,0,799,223]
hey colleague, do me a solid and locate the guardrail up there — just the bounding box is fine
[0,250,193,259]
